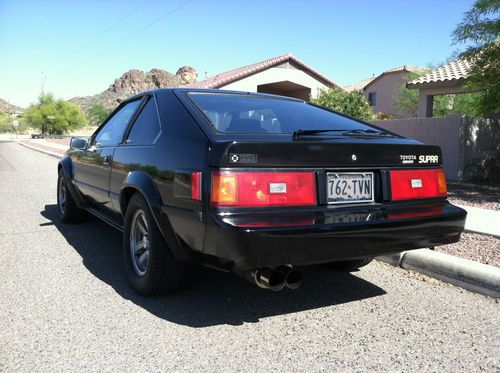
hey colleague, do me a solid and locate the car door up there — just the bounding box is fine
[108,95,162,223]
[73,99,143,217]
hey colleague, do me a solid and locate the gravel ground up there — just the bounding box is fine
[436,232,500,267]
[445,181,500,267]
[448,181,500,210]
[1,142,499,372]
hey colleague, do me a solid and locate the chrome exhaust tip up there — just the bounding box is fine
[253,268,286,291]
[285,268,303,289]
[276,265,303,290]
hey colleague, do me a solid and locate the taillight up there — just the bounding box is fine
[191,171,202,201]
[389,169,447,201]
[211,171,317,207]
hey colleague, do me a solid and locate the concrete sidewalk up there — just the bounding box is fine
[18,139,67,158]
[457,204,500,237]
[35,139,70,151]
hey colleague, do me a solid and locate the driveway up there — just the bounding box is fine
[0,142,498,372]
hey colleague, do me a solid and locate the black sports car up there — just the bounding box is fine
[57,89,466,295]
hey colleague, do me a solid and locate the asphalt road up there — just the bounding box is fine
[0,141,499,372]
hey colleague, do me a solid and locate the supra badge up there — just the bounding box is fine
[418,155,439,164]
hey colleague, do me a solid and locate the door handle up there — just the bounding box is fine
[103,155,111,165]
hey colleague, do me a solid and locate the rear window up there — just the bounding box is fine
[187,92,371,134]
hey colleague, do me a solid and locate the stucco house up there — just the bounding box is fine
[190,53,341,101]
[345,65,424,118]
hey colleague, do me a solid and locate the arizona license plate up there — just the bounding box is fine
[327,172,374,204]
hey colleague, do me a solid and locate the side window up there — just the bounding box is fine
[95,100,141,147]
[126,97,161,145]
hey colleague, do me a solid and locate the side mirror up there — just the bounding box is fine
[70,137,89,150]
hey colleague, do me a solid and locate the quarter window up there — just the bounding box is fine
[94,100,141,147]
[126,97,161,145]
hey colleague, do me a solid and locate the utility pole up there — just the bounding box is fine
[41,71,47,95]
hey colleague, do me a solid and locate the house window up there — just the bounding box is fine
[368,92,377,106]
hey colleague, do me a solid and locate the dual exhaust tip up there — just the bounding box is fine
[250,266,302,291]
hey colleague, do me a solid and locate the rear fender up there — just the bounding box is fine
[120,171,191,261]
[58,156,86,208]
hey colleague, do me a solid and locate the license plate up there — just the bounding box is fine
[327,172,374,204]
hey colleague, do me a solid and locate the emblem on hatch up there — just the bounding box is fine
[400,154,416,164]
[229,153,258,164]
[351,154,357,161]
[418,155,439,164]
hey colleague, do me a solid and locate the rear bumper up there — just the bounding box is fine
[203,201,466,270]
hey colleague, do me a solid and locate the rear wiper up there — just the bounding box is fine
[341,129,395,137]
[293,129,344,139]
[293,128,395,139]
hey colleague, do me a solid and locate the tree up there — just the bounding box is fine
[394,72,422,117]
[0,112,28,133]
[312,88,373,121]
[453,0,500,115]
[24,93,88,134]
[87,104,111,126]
[0,111,12,133]
[452,92,485,117]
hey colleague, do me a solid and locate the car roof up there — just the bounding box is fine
[125,88,305,103]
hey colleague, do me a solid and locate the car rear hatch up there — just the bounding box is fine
[208,138,441,168]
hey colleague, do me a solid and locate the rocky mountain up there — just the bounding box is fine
[0,98,23,114]
[70,66,197,111]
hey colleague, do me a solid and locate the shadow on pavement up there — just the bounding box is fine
[41,204,386,328]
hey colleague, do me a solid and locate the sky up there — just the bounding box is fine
[0,0,476,108]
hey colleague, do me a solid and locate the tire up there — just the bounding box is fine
[57,169,87,223]
[123,192,187,296]
[327,258,373,272]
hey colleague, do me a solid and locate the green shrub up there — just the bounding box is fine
[312,88,373,121]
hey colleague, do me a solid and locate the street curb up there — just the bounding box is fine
[464,229,500,239]
[376,253,406,267]
[377,249,500,298]
[17,141,64,159]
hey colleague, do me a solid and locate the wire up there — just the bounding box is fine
[76,0,193,66]
[54,0,150,68]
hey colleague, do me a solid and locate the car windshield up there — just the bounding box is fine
[187,92,373,134]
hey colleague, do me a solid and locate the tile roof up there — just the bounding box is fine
[344,76,375,92]
[383,65,422,74]
[190,53,340,89]
[407,59,470,88]
[344,65,424,92]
